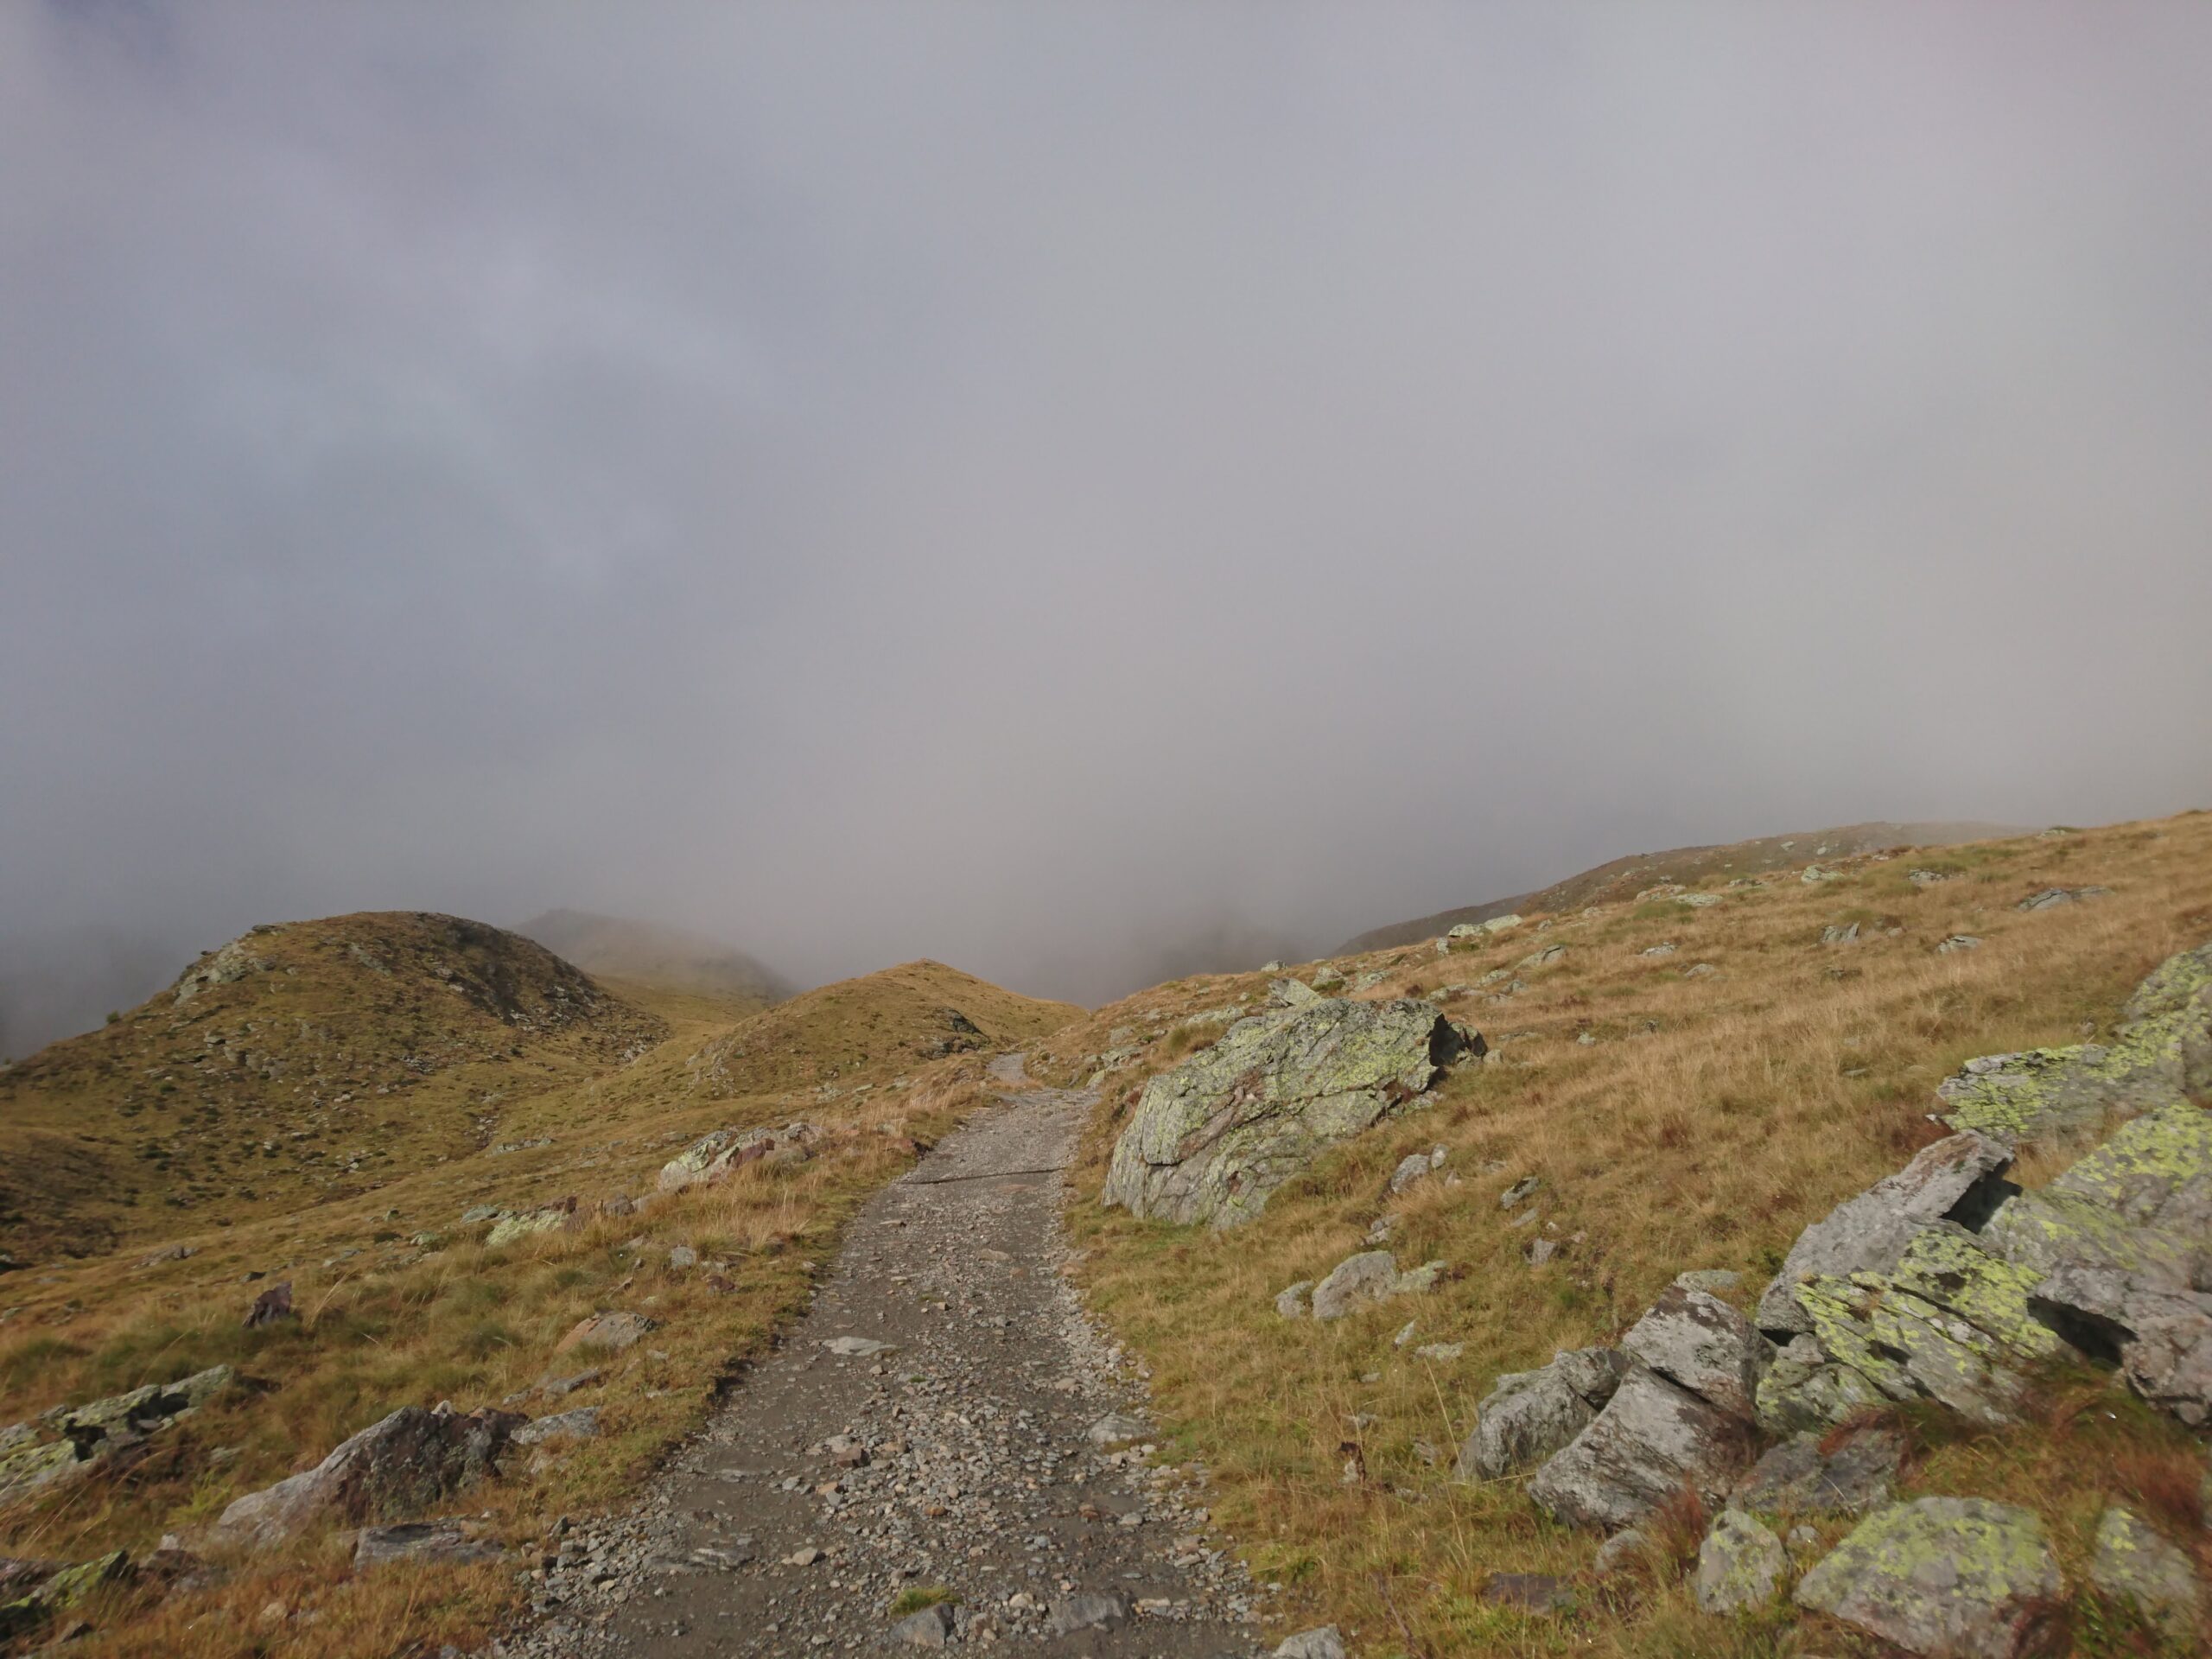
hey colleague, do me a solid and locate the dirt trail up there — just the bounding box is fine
[519,1056,1263,1656]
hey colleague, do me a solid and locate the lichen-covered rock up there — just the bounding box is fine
[1789,1230,2074,1428]
[1938,941,2212,1140]
[485,1198,580,1249]
[1754,1333,1890,1436]
[1732,1425,1902,1516]
[2089,1505,2198,1640]
[210,1404,524,1549]
[1756,1131,2015,1336]
[0,1366,235,1503]
[1526,1368,1755,1531]
[1452,1348,1628,1482]
[1794,1497,2063,1658]
[658,1122,823,1192]
[1695,1510,1785,1614]
[1101,998,1480,1227]
[1621,1285,1773,1421]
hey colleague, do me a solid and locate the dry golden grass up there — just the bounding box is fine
[0,945,1075,1656]
[1049,810,2212,1656]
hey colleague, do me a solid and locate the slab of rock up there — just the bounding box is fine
[2088,1505,2198,1640]
[1046,1592,1131,1634]
[353,1521,503,1569]
[1695,1510,1784,1613]
[1101,997,1481,1227]
[1755,1130,2016,1336]
[512,1408,600,1447]
[1732,1426,1902,1516]
[658,1123,823,1192]
[555,1312,654,1354]
[0,1366,236,1503]
[1453,1347,1629,1482]
[1274,1627,1345,1659]
[1621,1285,1773,1421]
[211,1404,524,1549]
[1274,1281,1313,1319]
[486,1199,581,1249]
[1793,1497,2063,1659]
[1084,1413,1149,1448]
[1526,1368,1755,1531]
[820,1335,897,1359]
[888,1602,958,1648]
[1309,1251,1441,1321]
[1388,1153,1433,1194]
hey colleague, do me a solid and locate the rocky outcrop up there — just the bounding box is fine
[1754,1131,2016,1336]
[1527,1287,1767,1530]
[209,1403,523,1549]
[1937,941,2212,1141]
[0,1366,233,1504]
[1731,1425,1902,1517]
[1454,1348,1627,1483]
[1101,998,1479,1227]
[658,1122,823,1192]
[486,1199,582,1249]
[1793,1497,2063,1658]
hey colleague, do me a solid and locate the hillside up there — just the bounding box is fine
[0,912,666,1260]
[514,907,792,1009]
[1337,818,2026,953]
[1043,810,2212,1656]
[688,958,1084,1100]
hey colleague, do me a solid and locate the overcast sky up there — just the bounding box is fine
[4,2,2210,1014]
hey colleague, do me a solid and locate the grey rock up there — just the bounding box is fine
[2090,1504,2199,1639]
[1794,1497,2063,1659]
[1270,977,1322,1008]
[1937,935,1983,954]
[556,1311,654,1354]
[1621,1285,1772,1420]
[1084,1413,1149,1448]
[1453,1347,1627,1482]
[1695,1510,1784,1614]
[1732,1427,1902,1516]
[1388,1153,1433,1195]
[1100,997,1481,1228]
[888,1602,958,1648]
[1526,1368,1755,1531]
[1755,1130,2016,1335]
[2018,885,2107,911]
[0,1365,235,1503]
[1274,1280,1313,1319]
[1525,1237,1559,1266]
[353,1521,502,1569]
[819,1336,897,1358]
[1483,1572,1568,1612]
[1590,1527,1649,1578]
[1046,1592,1131,1635]
[1821,923,1860,946]
[212,1404,524,1549]
[667,1246,696,1271]
[1274,1626,1345,1659]
[512,1408,600,1448]
[1308,1251,1441,1320]
[1499,1175,1541,1210]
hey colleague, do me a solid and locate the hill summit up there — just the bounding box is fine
[0,912,664,1259]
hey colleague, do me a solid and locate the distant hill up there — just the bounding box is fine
[515,908,793,1007]
[0,925,188,1063]
[1337,820,2028,954]
[0,912,665,1259]
[689,959,1083,1100]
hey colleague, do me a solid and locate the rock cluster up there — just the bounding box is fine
[0,1366,234,1504]
[658,1122,823,1192]
[1101,996,1479,1228]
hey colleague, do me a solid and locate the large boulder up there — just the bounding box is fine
[1525,1368,1755,1532]
[1755,1131,2016,1336]
[1101,998,1480,1227]
[2088,1505,2199,1641]
[209,1403,524,1549]
[1937,941,2212,1141]
[1452,1348,1628,1482]
[1621,1285,1773,1421]
[1695,1510,1785,1614]
[1793,1497,2064,1658]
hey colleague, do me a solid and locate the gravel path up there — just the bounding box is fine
[518,1057,1264,1656]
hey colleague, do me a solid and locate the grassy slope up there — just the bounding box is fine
[1044,812,2212,1657]
[0,913,668,1262]
[1338,819,2026,955]
[0,939,1082,1658]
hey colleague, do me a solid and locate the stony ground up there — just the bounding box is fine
[515,1057,1265,1656]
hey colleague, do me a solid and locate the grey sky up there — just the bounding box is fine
[4,2,2210,1017]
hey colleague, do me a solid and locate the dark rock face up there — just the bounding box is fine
[211,1403,524,1549]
